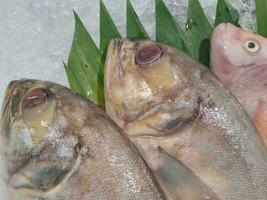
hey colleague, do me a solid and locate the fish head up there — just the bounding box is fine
[105,39,199,137]
[0,79,166,200]
[211,23,267,85]
[0,79,86,193]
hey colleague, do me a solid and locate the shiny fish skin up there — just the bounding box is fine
[104,38,267,200]
[0,79,166,200]
[211,23,267,146]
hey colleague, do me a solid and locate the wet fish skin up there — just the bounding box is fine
[211,23,267,145]
[0,79,166,200]
[104,38,267,200]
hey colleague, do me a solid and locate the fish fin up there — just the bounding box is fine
[154,146,220,200]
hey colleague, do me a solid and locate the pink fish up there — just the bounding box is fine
[211,23,267,145]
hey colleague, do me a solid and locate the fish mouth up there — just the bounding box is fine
[211,23,233,69]
[211,23,227,50]
[1,79,33,118]
[1,80,20,117]
[104,38,128,114]
[211,23,238,48]
[104,38,123,95]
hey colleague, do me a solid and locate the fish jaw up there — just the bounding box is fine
[104,38,123,93]
[1,80,27,120]
[104,38,126,129]
[105,38,156,131]
[211,23,242,86]
[1,80,18,117]
[210,23,227,77]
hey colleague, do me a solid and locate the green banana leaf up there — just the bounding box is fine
[215,0,240,27]
[255,0,267,37]
[66,11,105,109]
[184,0,212,64]
[127,0,149,39]
[100,0,121,52]
[155,0,190,54]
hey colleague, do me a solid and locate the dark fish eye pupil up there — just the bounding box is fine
[247,42,255,49]
[23,89,49,109]
[136,44,161,65]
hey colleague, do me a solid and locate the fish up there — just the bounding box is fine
[104,38,267,200]
[0,79,166,200]
[211,23,267,146]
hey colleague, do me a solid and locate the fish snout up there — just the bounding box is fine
[1,79,35,119]
[8,80,18,88]
[211,23,227,49]
[104,39,123,95]
[1,80,18,117]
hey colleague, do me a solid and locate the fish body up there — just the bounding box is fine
[211,23,267,145]
[105,38,267,200]
[0,79,165,200]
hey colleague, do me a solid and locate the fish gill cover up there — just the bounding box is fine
[65,0,266,110]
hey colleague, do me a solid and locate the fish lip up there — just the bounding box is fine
[1,80,19,117]
[212,23,237,47]
[1,79,30,119]
[211,23,227,48]
[1,78,50,126]
[211,23,229,69]
[104,38,124,105]
[105,38,123,79]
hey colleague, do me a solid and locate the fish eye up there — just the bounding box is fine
[244,40,260,53]
[23,88,49,109]
[136,44,162,65]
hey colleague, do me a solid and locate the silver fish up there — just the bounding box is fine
[104,38,267,200]
[0,79,166,200]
